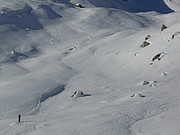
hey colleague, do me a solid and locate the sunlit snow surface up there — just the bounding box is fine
[0,0,180,134]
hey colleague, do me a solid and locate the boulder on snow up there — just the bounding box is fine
[152,53,161,62]
[145,35,151,40]
[172,31,180,39]
[141,41,150,48]
[161,24,167,32]
[71,91,84,97]
[71,91,91,97]
[138,81,149,86]
[75,3,84,8]
[150,52,166,65]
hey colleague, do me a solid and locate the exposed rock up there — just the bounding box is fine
[71,91,84,97]
[141,41,150,48]
[75,3,84,8]
[138,81,149,86]
[150,84,156,87]
[150,52,166,65]
[131,93,145,98]
[160,72,168,76]
[149,81,157,87]
[138,80,157,87]
[161,24,167,32]
[145,35,151,40]
[172,31,180,39]
[152,53,161,61]
[10,50,29,62]
[134,52,138,56]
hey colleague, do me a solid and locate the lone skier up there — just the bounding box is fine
[18,114,21,122]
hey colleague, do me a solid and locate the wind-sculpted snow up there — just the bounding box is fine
[26,85,65,115]
[68,8,154,34]
[0,0,180,134]
[0,2,64,64]
[40,85,65,103]
[39,5,62,19]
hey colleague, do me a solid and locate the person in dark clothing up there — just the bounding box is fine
[18,114,21,122]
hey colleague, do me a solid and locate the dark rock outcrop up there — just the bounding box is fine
[161,24,167,32]
[141,41,150,48]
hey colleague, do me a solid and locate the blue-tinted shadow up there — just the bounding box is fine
[0,6,43,30]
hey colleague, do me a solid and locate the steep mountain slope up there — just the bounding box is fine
[0,0,180,135]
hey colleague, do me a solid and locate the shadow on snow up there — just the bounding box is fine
[40,85,65,103]
[0,6,43,30]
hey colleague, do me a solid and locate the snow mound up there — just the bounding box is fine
[161,72,168,76]
[131,93,146,98]
[71,91,85,97]
[149,81,157,87]
[71,91,91,97]
[138,81,157,87]
[138,81,149,86]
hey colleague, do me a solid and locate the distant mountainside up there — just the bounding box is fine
[0,0,176,63]
[0,0,175,13]
[70,0,174,13]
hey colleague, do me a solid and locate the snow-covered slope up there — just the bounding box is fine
[70,0,174,13]
[164,0,180,12]
[0,0,180,135]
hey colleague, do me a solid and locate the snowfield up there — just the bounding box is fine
[0,0,180,134]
